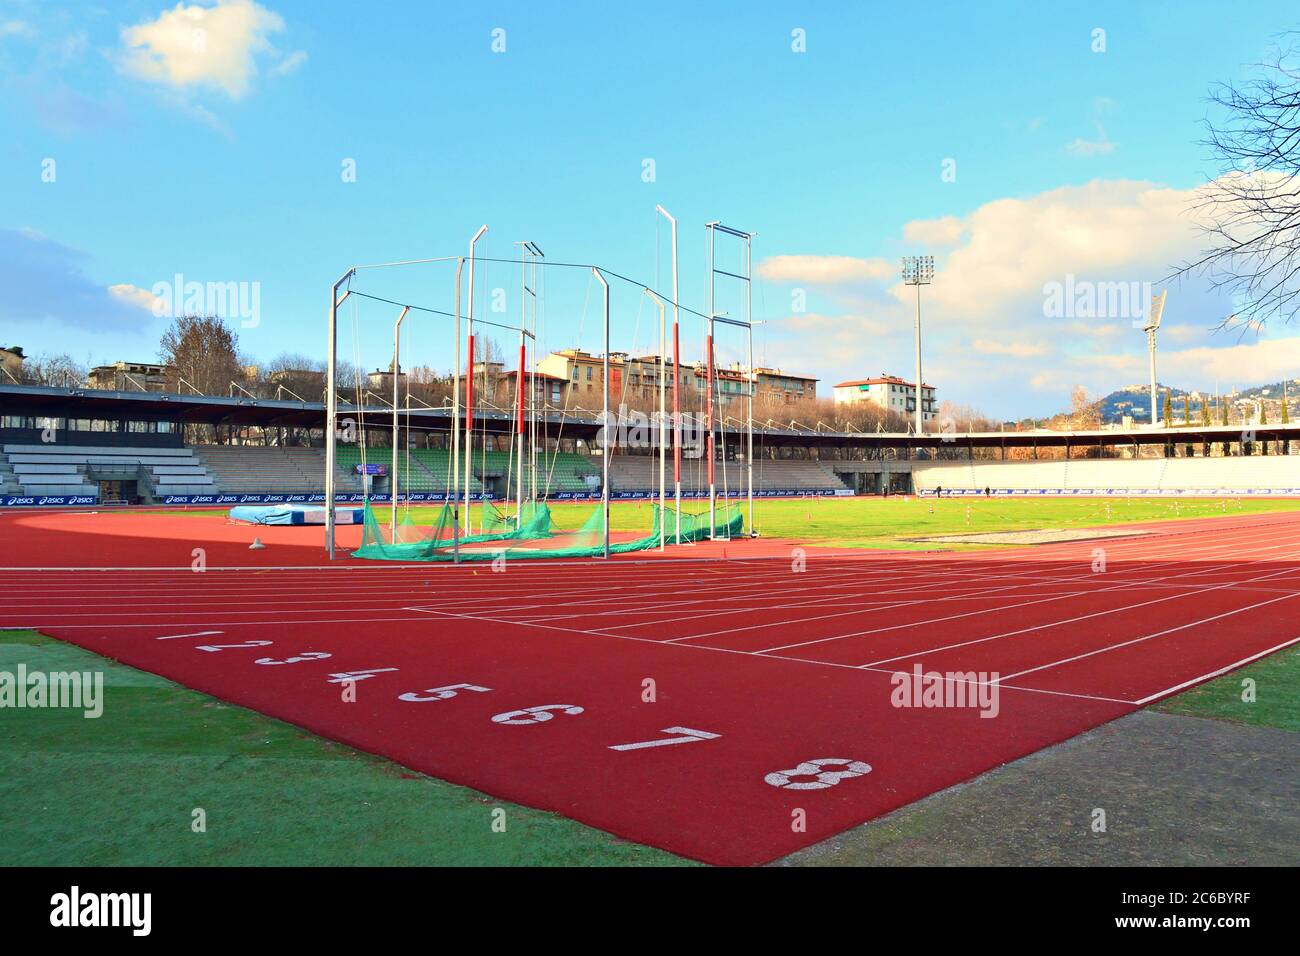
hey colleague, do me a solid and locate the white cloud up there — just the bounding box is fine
[903,215,964,247]
[901,179,1209,321]
[119,0,297,99]
[971,338,1049,358]
[1066,122,1116,155]
[756,255,893,285]
[108,283,164,312]
[272,48,306,75]
[0,20,36,39]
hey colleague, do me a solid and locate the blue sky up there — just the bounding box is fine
[3,0,1300,418]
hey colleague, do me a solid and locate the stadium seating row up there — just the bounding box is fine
[606,455,850,493]
[912,455,1300,493]
[1,444,214,499]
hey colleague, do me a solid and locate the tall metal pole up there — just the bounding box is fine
[390,305,410,539]
[901,256,934,463]
[706,223,716,539]
[745,233,754,538]
[1145,290,1166,428]
[451,257,464,563]
[514,336,526,527]
[593,268,611,559]
[325,268,354,560]
[656,205,681,544]
[915,282,923,441]
[525,242,544,503]
[1147,331,1158,426]
[646,289,667,550]
[463,225,487,533]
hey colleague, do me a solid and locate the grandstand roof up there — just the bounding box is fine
[4,383,1300,451]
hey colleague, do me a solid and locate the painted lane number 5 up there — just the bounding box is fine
[400,683,491,702]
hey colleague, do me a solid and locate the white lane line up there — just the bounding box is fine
[994,591,1300,683]
[155,630,224,641]
[856,558,1300,668]
[401,603,1137,705]
[670,518,1300,646]
[1127,636,1300,705]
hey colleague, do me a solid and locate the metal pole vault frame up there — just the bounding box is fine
[705,221,755,540]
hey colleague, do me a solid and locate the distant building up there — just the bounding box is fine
[87,360,170,392]
[366,368,409,395]
[536,349,817,410]
[752,366,818,405]
[500,369,569,407]
[833,374,937,421]
[0,346,24,383]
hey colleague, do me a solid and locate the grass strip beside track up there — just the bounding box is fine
[0,629,691,867]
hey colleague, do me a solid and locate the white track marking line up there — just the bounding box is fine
[851,557,1300,668]
[751,537,1300,655]
[1127,636,1300,705]
[155,630,224,641]
[400,603,1138,705]
[662,519,1300,645]
[994,590,1300,683]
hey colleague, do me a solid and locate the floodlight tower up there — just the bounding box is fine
[1145,290,1167,428]
[900,256,935,447]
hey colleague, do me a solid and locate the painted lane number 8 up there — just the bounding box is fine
[764,758,872,790]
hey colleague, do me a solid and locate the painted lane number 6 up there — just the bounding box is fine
[491,704,583,725]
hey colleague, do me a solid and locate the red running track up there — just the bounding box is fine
[2,507,1299,865]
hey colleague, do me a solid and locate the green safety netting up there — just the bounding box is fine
[352,499,743,561]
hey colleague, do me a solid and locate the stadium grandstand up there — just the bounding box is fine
[1,382,1297,506]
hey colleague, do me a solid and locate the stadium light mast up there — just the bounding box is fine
[901,255,934,451]
[463,224,488,534]
[1145,290,1167,428]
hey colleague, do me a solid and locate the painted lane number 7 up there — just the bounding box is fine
[608,727,720,751]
